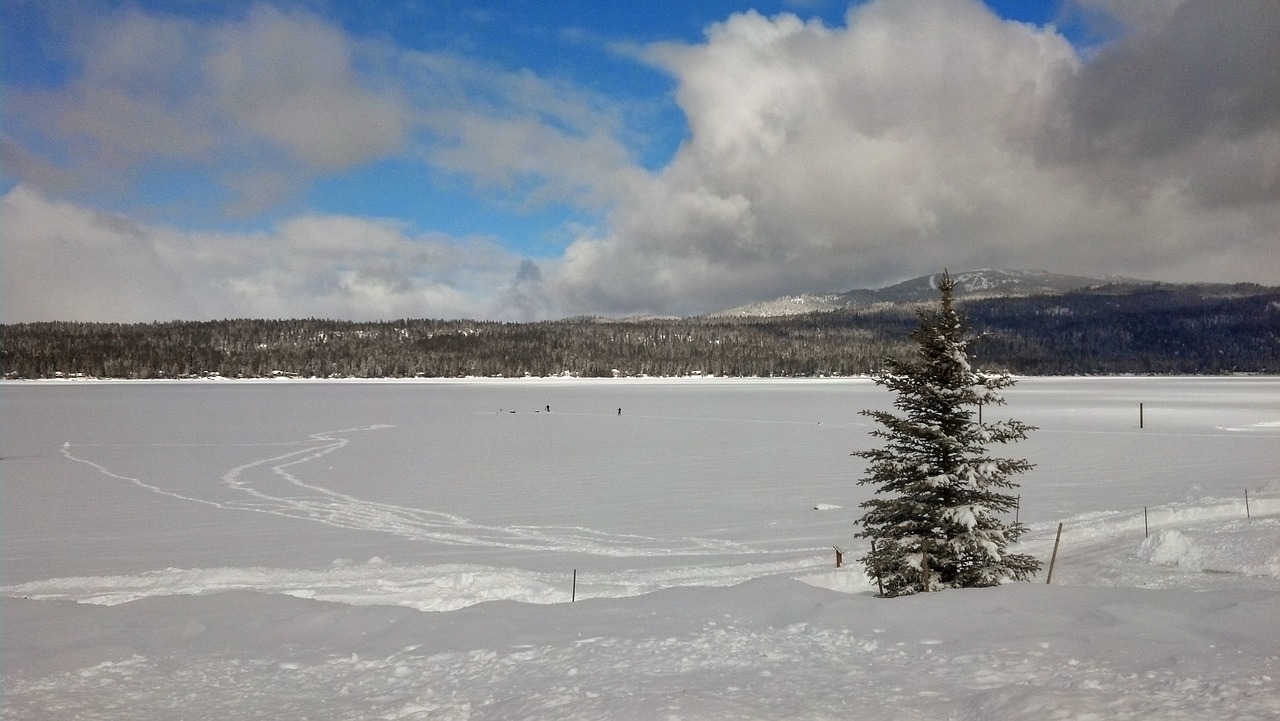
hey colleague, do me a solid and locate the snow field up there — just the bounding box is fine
[3,377,1279,719]
[5,579,1278,720]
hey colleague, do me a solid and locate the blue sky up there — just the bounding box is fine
[3,0,1277,322]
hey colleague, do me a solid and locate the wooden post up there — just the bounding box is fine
[920,538,930,593]
[572,569,577,602]
[1140,403,1144,429]
[1245,489,1251,519]
[870,540,884,596]
[1046,522,1064,584]
[1015,496,1020,525]
[1144,506,1148,538]
[834,546,844,568]
[978,400,983,425]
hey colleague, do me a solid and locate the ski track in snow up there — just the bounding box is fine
[61,425,759,558]
[29,425,836,608]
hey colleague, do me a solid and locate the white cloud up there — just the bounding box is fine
[0,186,531,323]
[405,51,645,212]
[204,6,410,170]
[549,1,1081,314]
[6,4,641,223]
[5,6,411,203]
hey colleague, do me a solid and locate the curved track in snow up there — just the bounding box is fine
[60,425,765,558]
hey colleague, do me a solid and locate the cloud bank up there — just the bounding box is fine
[3,0,1277,322]
[1,187,528,322]
[548,0,1279,316]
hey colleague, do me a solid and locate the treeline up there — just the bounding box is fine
[966,288,1280,374]
[2,288,1277,379]
[0,315,910,379]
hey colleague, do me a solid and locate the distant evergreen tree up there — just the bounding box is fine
[855,271,1040,597]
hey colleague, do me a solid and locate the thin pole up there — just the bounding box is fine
[572,569,577,602]
[871,540,884,596]
[1046,522,1064,584]
[1140,403,1144,429]
[1245,490,1251,519]
[1144,506,1148,538]
[920,538,930,593]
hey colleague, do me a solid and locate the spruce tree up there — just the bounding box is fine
[856,270,1039,597]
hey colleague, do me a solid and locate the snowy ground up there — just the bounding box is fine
[3,377,1278,719]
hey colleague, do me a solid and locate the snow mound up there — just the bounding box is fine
[1137,530,1202,567]
[1137,521,1280,578]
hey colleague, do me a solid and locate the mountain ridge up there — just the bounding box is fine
[708,269,1275,318]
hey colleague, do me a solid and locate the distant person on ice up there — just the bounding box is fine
[617,408,622,416]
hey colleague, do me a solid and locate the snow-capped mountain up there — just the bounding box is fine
[709,269,1152,317]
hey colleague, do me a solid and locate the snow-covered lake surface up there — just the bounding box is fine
[3,377,1278,719]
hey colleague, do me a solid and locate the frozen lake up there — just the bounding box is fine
[3,377,1276,601]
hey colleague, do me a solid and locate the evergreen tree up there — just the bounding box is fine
[855,270,1039,597]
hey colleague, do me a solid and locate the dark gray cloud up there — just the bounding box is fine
[1045,0,1280,209]
[1064,0,1280,157]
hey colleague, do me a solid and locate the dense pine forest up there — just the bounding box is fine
[3,287,1278,379]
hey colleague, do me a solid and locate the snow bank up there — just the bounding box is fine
[1138,521,1280,578]
[5,579,1278,720]
[6,495,1279,720]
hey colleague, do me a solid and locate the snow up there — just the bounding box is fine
[3,377,1279,719]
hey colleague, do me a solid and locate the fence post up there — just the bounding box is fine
[1245,489,1251,519]
[1046,522,1064,584]
[870,539,884,596]
[1144,506,1148,538]
[920,538,931,593]
[572,569,577,602]
[1140,403,1144,429]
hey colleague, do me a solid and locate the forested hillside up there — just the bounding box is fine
[3,287,1277,378]
[0,315,908,379]
[966,287,1280,374]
